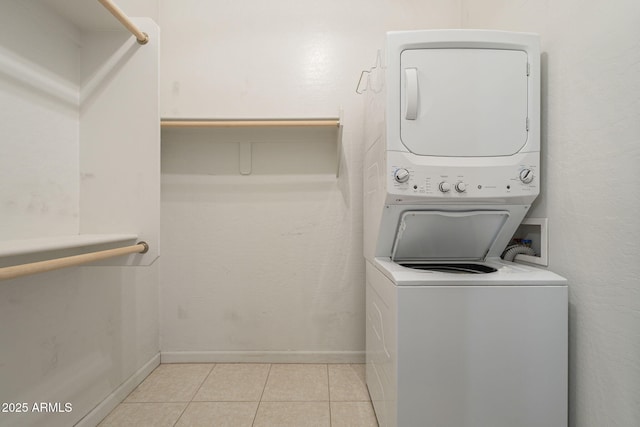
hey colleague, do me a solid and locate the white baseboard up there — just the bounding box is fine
[160,350,365,364]
[74,353,160,427]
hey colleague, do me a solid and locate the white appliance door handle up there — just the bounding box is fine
[404,67,419,120]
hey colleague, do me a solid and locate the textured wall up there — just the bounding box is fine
[158,0,462,361]
[0,0,79,240]
[462,1,640,425]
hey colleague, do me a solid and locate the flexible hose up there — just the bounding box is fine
[502,245,537,262]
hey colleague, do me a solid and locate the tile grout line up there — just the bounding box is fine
[252,363,272,426]
[170,402,190,427]
[192,363,218,401]
[327,364,332,427]
[172,363,216,427]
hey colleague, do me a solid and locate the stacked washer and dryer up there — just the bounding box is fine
[363,30,568,427]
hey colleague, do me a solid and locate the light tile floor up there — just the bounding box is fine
[99,363,379,427]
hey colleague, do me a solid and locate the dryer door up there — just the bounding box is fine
[400,48,529,157]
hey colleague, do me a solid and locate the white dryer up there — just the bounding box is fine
[362,30,568,427]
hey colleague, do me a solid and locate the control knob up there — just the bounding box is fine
[455,182,467,193]
[519,169,534,184]
[438,181,451,193]
[394,168,410,183]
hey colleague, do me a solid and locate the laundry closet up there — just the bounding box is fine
[1,1,639,427]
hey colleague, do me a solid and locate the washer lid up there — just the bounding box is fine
[391,210,510,262]
[400,48,529,157]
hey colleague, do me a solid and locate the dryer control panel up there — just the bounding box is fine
[386,151,539,203]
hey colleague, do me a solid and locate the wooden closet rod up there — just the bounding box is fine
[0,242,148,281]
[161,119,341,128]
[98,0,149,45]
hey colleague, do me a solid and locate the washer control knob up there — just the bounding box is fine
[394,168,410,183]
[519,169,534,184]
[455,182,467,193]
[439,181,451,193]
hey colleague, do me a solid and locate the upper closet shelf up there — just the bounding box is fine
[161,118,341,128]
[161,117,344,177]
[0,234,138,258]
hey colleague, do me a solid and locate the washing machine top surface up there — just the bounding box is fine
[373,257,567,286]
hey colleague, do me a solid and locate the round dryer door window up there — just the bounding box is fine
[400,48,529,157]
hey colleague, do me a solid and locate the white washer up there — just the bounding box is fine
[363,30,568,427]
[366,258,567,427]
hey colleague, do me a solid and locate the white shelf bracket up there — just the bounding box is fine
[336,108,344,178]
[239,141,252,175]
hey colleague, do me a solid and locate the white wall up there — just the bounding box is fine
[158,0,462,361]
[462,1,640,425]
[0,0,79,240]
[0,2,159,426]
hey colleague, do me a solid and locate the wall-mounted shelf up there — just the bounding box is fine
[161,118,340,128]
[161,115,344,177]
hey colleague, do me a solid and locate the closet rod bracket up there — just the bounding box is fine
[137,32,150,45]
